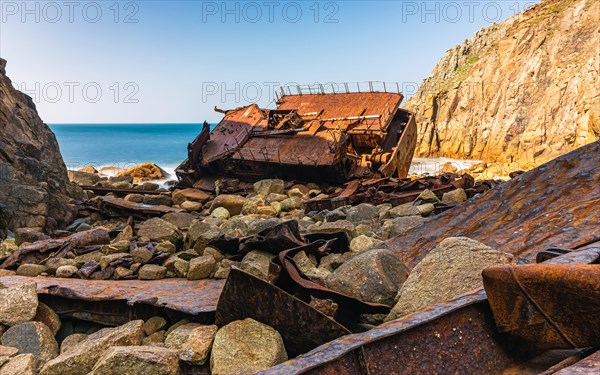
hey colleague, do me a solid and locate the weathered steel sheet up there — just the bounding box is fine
[0,276,224,315]
[482,264,600,350]
[97,196,184,216]
[380,141,600,269]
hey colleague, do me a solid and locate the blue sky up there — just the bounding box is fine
[0,1,539,123]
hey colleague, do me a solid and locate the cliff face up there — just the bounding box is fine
[405,0,599,165]
[0,58,82,232]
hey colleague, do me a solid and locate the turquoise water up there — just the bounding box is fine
[50,124,208,177]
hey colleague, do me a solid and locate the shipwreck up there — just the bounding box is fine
[176,82,417,186]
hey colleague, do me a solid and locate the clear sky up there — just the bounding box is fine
[0,0,539,123]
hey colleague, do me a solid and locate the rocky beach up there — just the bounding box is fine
[1,0,599,373]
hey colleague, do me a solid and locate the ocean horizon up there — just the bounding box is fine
[50,123,481,180]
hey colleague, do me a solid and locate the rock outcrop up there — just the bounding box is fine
[0,58,82,232]
[405,0,599,165]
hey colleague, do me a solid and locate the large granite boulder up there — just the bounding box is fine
[386,237,514,321]
[0,58,82,231]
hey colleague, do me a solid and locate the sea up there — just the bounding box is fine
[50,124,481,181]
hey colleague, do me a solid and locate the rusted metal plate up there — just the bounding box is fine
[263,290,527,374]
[554,349,600,374]
[482,264,600,350]
[0,276,224,316]
[216,267,350,358]
[95,196,184,217]
[380,141,600,269]
[79,186,164,196]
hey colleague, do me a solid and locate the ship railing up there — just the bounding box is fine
[275,81,402,101]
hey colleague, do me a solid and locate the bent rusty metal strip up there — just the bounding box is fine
[79,186,165,196]
[98,196,184,215]
[482,264,600,350]
[380,141,600,269]
[0,276,224,316]
[216,267,350,358]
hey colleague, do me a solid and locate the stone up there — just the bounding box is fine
[346,203,379,223]
[143,194,172,206]
[110,181,133,190]
[326,249,409,306]
[103,240,130,254]
[240,250,273,280]
[186,221,222,250]
[45,258,76,274]
[73,250,103,266]
[280,197,302,212]
[265,193,288,204]
[202,247,224,262]
[304,267,332,285]
[318,253,345,272]
[15,228,49,246]
[0,353,36,375]
[39,320,144,375]
[124,194,144,203]
[114,226,134,242]
[214,259,237,279]
[161,212,196,230]
[309,220,355,236]
[253,179,285,196]
[174,249,199,261]
[181,200,203,212]
[142,331,165,346]
[292,251,317,274]
[0,346,18,358]
[386,237,514,321]
[0,240,17,261]
[349,235,383,253]
[173,259,189,278]
[16,264,48,277]
[34,303,61,336]
[143,317,167,336]
[138,265,167,280]
[209,195,246,216]
[114,267,133,280]
[241,196,265,215]
[324,208,347,222]
[1,322,58,368]
[287,188,305,198]
[210,318,287,375]
[68,170,101,186]
[90,346,180,375]
[78,165,98,174]
[59,334,88,354]
[221,217,250,238]
[210,207,230,220]
[416,189,440,204]
[116,163,166,183]
[165,323,218,365]
[131,247,154,264]
[172,188,210,206]
[417,203,435,216]
[0,283,38,326]
[442,188,468,205]
[165,320,189,337]
[142,181,159,190]
[247,218,283,235]
[187,255,216,280]
[156,241,176,254]
[385,203,421,218]
[55,265,78,278]
[137,218,182,246]
[388,216,426,237]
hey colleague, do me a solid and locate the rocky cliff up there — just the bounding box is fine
[405,0,599,166]
[0,58,82,233]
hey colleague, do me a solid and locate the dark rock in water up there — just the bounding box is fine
[0,58,82,231]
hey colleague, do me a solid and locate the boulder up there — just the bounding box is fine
[34,303,61,336]
[90,346,180,375]
[78,165,98,174]
[186,221,222,250]
[221,217,249,238]
[187,255,216,280]
[442,188,468,205]
[309,220,355,236]
[142,194,172,206]
[142,331,165,347]
[0,353,35,375]
[138,265,167,280]
[143,317,167,336]
[253,179,285,196]
[210,319,287,375]
[130,247,154,264]
[40,320,144,375]
[247,218,283,235]
[386,237,514,321]
[59,334,88,354]
[265,193,288,204]
[136,218,182,246]
[240,251,273,280]
[67,170,100,186]
[116,163,166,183]
[1,322,58,368]
[172,188,210,206]
[55,265,78,278]
[165,323,218,365]
[14,228,49,246]
[209,195,246,216]
[346,203,379,223]
[124,194,144,203]
[326,249,409,306]
[417,203,435,216]
[181,201,203,212]
[388,216,426,237]
[349,235,382,253]
[280,197,302,212]
[0,283,38,326]
[416,189,440,204]
[210,207,230,220]
[16,264,47,277]
[385,203,421,218]
[161,212,197,229]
